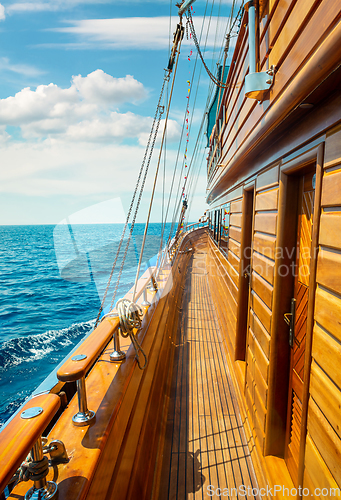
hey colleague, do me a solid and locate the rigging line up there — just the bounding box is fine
[214,0,236,122]
[215,0,243,118]
[183,125,206,216]
[163,2,210,247]
[94,75,169,328]
[169,41,208,231]
[186,138,207,218]
[131,38,183,303]
[168,50,205,233]
[202,0,243,115]
[186,163,204,227]
[171,109,207,232]
[107,73,170,312]
[154,96,168,274]
[186,8,229,88]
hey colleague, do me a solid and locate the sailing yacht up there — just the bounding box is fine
[1,0,341,499]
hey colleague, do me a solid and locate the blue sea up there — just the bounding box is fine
[0,223,174,428]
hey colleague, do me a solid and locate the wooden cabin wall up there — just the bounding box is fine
[207,129,341,497]
[303,124,341,497]
[245,167,279,455]
[207,0,341,188]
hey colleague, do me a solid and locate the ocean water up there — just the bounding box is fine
[0,223,174,428]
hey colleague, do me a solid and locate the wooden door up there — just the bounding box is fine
[285,170,315,485]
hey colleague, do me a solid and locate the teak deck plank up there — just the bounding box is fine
[157,256,260,499]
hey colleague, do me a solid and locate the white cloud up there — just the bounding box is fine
[7,0,176,13]
[0,140,179,196]
[73,72,146,106]
[0,4,5,20]
[0,69,155,142]
[0,57,44,77]
[46,16,231,50]
[7,0,108,13]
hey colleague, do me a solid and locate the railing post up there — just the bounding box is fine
[141,288,151,306]
[71,355,96,426]
[20,407,58,500]
[110,329,126,362]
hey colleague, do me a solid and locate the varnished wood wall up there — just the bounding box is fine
[245,167,279,454]
[207,134,341,496]
[303,124,341,497]
[207,0,341,190]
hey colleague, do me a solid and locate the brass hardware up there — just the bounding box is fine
[284,298,296,347]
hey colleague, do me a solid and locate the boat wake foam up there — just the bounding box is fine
[0,319,95,372]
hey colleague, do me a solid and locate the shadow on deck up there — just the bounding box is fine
[155,252,260,500]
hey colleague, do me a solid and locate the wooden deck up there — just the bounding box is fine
[156,253,260,499]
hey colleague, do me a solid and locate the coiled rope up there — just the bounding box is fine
[18,456,49,483]
[116,299,147,370]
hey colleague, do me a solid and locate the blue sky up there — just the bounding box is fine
[0,0,235,225]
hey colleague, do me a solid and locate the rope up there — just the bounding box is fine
[131,32,183,302]
[185,2,244,89]
[116,298,147,370]
[18,456,49,483]
[94,74,169,328]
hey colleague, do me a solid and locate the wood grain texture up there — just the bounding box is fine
[230,198,243,213]
[312,323,341,390]
[251,271,273,309]
[250,291,272,333]
[310,361,341,441]
[57,317,119,382]
[253,232,276,260]
[319,212,341,249]
[156,246,260,500]
[255,189,279,211]
[228,238,241,258]
[316,246,341,295]
[0,394,60,493]
[228,248,240,273]
[324,123,341,168]
[254,213,278,235]
[252,251,275,285]
[248,330,269,383]
[229,226,242,243]
[254,385,267,432]
[6,231,199,500]
[230,213,242,228]
[208,3,341,204]
[268,0,297,49]
[321,169,341,206]
[256,167,279,192]
[304,434,341,496]
[314,285,341,343]
[297,190,314,286]
[249,310,271,359]
[307,397,341,486]
[269,0,322,69]
[268,0,341,93]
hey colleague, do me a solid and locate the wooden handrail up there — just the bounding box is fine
[0,393,60,494]
[57,266,156,383]
[57,316,119,382]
